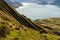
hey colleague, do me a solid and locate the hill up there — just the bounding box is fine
[0,8,60,40]
[35,18,60,35]
[0,10,41,40]
[35,18,60,25]
[0,0,60,40]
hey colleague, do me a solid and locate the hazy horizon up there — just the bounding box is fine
[16,3,60,20]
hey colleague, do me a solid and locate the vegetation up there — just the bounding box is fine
[0,10,60,40]
[0,1,60,40]
[35,18,60,25]
[35,18,60,31]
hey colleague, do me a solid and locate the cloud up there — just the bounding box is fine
[46,0,55,4]
[18,3,30,9]
[9,0,15,2]
[16,3,60,20]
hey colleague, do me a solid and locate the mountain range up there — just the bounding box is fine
[5,0,60,8]
[5,0,23,8]
[51,0,60,7]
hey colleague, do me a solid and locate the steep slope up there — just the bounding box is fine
[0,8,60,40]
[0,10,41,40]
[0,0,60,40]
[0,0,45,32]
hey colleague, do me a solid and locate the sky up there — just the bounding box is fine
[16,3,60,20]
[5,0,60,20]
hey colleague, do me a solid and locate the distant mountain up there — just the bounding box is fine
[36,0,47,5]
[5,0,23,8]
[36,0,60,7]
[5,0,60,7]
[18,0,60,7]
[51,0,60,7]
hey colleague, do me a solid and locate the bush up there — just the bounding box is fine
[0,21,10,38]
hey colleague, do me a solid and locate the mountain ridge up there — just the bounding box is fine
[5,0,23,8]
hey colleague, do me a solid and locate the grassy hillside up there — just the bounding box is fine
[0,10,60,40]
[35,18,60,25]
[0,0,60,40]
[35,18,60,35]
